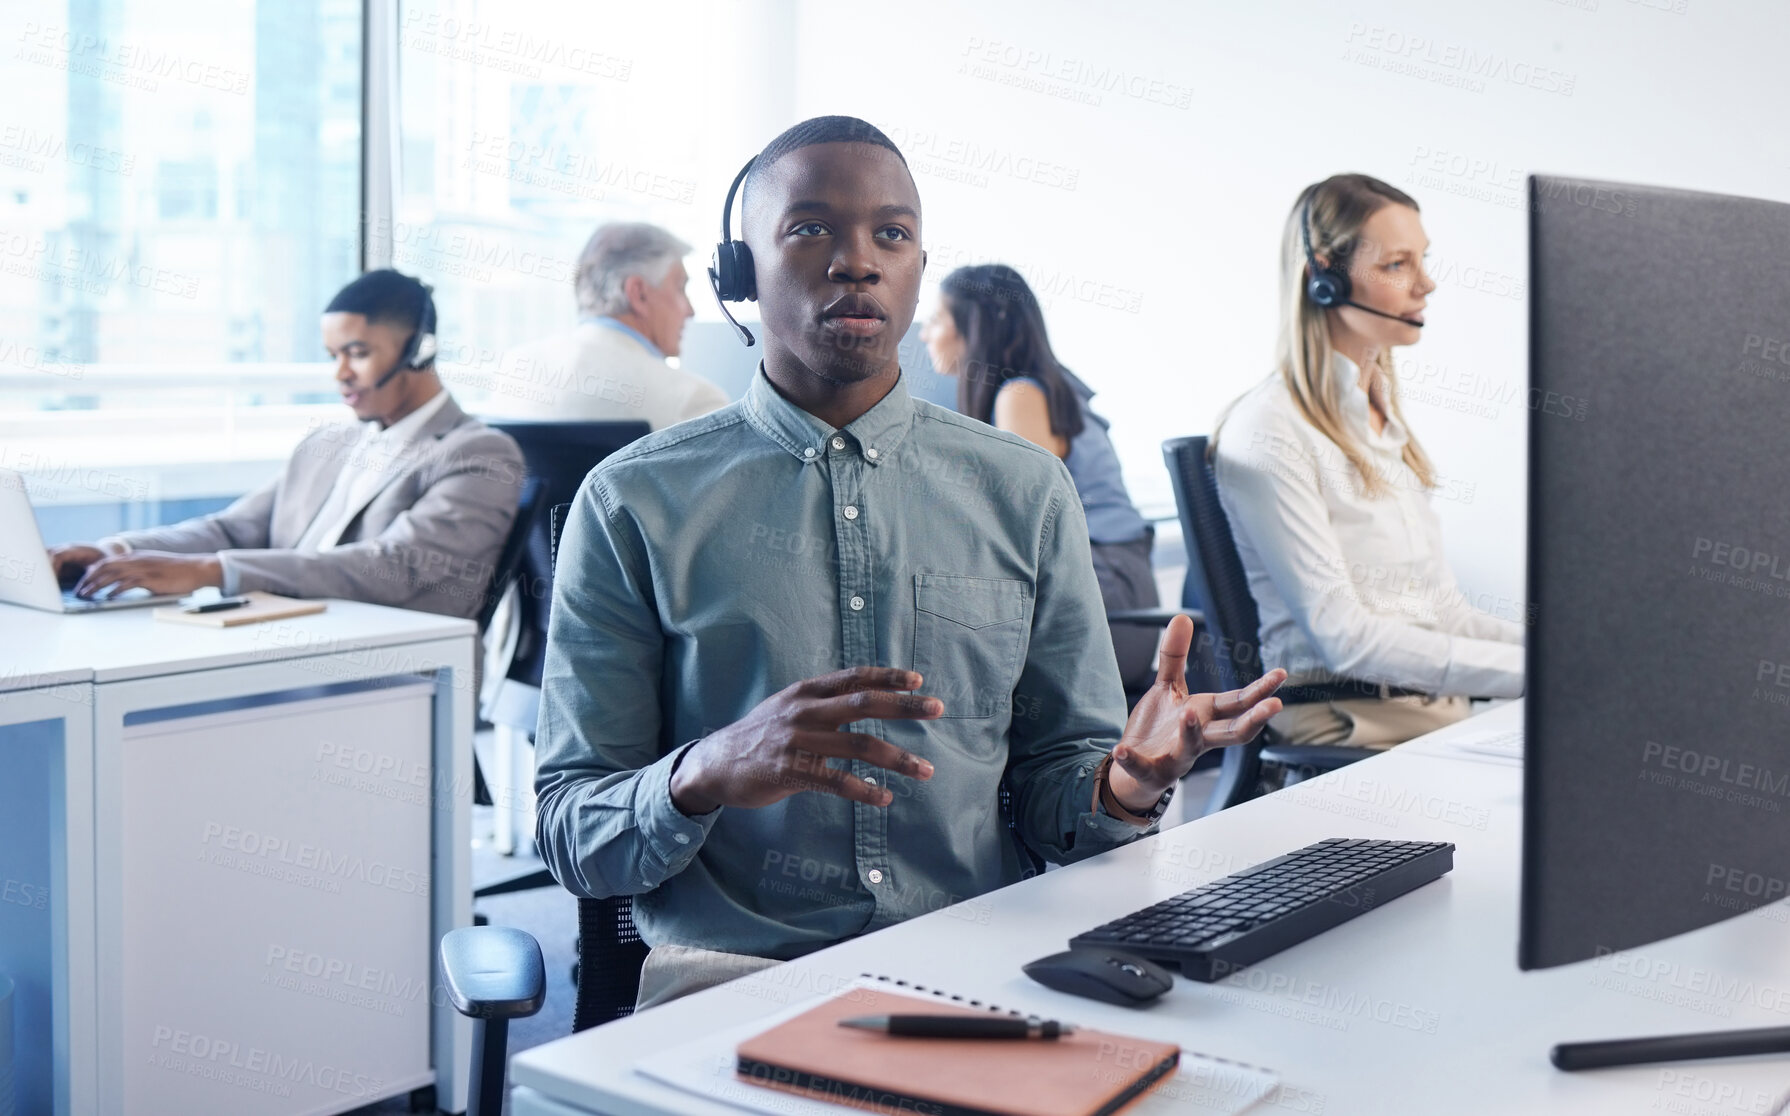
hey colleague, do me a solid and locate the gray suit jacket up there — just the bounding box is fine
[101,395,523,620]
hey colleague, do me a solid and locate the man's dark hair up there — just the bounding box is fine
[741,115,911,215]
[325,268,433,332]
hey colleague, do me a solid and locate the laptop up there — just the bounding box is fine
[0,467,184,613]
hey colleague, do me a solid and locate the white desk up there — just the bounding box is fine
[510,702,1790,1116]
[0,600,478,1116]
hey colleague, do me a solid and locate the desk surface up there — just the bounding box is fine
[512,702,1790,1116]
[1,598,474,690]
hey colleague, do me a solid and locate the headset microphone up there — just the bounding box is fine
[370,280,439,390]
[1300,193,1423,328]
[1344,300,1424,328]
[372,358,409,391]
[709,157,758,347]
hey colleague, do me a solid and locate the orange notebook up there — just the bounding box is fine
[735,986,1179,1116]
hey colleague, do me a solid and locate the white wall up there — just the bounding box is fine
[764,0,1790,614]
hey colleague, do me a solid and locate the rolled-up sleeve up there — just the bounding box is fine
[1005,478,1154,864]
[533,476,718,898]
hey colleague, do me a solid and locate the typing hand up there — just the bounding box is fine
[1109,615,1286,813]
[669,667,940,816]
[47,544,105,589]
[73,552,223,599]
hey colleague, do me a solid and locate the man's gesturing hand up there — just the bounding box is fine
[1108,614,1287,814]
[669,667,941,816]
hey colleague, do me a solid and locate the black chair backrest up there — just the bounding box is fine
[549,503,570,567]
[1162,436,1264,692]
[487,421,650,688]
[572,894,650,1032]
[475,475,544,631]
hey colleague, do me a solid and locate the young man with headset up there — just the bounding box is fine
[533,116,1286,1008]
[48,269,524,621]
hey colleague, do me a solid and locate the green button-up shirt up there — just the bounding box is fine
[534,368,1151,960]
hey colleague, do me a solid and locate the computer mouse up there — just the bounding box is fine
[1022,947,1174,1006]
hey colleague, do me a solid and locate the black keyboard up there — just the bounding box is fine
[1071,838,1454,982]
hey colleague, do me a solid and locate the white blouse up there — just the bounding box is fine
[1212,357,1524,698]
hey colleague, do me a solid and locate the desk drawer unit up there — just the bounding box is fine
[99,682,436,1115]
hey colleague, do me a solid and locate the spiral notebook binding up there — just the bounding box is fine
[861,973,1026,1017]
[857,972,1278,1076]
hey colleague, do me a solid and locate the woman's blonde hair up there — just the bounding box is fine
[1216,173,1435,497]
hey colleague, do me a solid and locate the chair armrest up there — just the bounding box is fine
[1278,679,1424,705]
[1257,742,1380,770]
[440,926,546,1020]
[1105,608,1204,627]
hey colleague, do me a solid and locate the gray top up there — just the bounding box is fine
[1006,375,1149,545]
[533,369,1149,960]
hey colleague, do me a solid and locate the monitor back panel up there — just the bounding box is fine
[1522,176,1790,968]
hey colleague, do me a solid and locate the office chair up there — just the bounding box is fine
[1162,436,1400,813]
[476,421,650,895]
[468,476,545,810]
[439,926,544,1116]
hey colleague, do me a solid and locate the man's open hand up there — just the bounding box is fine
[669,667,941,815]
[1109,615,1286,813]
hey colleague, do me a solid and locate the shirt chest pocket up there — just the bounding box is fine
[912,574,1029,719]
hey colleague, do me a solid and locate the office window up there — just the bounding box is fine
[0,2,362,374]
[0,1,362,534]
[394,0,733,404]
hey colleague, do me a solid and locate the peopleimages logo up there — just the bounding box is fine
[199,822,430,897]
[1640,740,1790,804]
[149,1025,383,1099]
[1688,537,1790,601]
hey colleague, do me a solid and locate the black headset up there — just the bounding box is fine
[1299,190,1423,328]
[374,280,439,390]
[708,157,758,347]
[1300,191,1352,309]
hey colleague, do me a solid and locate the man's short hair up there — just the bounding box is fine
[574,223,692,318]
[325,268,432,332]
[741,115,911,217]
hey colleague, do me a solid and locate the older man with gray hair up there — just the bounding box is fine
[485,221,727,428]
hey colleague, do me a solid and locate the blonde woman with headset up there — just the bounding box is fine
[1211,173,1523,749]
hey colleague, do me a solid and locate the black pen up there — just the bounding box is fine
[839,1014,1075,1039]
[182,596,252,614]
[1553,1026,1790,1071]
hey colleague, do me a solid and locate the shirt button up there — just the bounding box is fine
[849,595,865,611]
[674,833,690,845]
[831,437,846,451]
[865,447,878,460]
[864,776,877,785]
[843,505,859,520]
[867,869,884,885]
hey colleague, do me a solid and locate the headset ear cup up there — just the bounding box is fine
[1306,263,1350,309]
[411,333,437,368]
[711,242,757,303]
[734,242,756,302]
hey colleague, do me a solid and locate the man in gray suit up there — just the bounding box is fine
[49,270,524,621]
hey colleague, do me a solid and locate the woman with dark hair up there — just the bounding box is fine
[922,263,1159,689]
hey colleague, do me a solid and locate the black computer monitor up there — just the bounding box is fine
[1521,175,1790,977]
